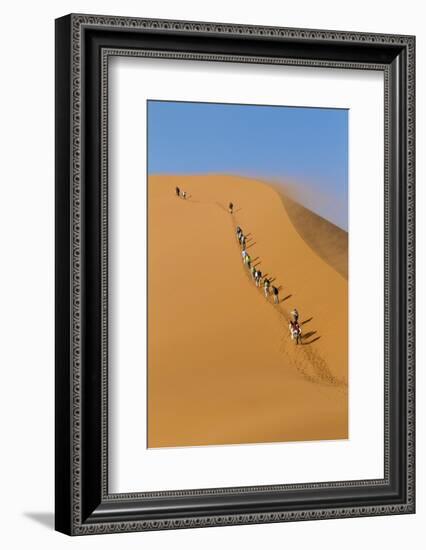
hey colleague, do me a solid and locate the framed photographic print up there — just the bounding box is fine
[55,14,415,535]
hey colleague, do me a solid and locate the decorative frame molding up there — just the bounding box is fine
[55,14,415,535]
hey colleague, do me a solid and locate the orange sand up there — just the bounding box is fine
[147,174,348,448]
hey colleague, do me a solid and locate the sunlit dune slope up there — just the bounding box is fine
[148,174,348,448]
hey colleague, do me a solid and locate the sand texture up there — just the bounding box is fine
[275,192,348,279]
[148,174,348,448]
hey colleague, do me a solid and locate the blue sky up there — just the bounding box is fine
[147,101,348,230]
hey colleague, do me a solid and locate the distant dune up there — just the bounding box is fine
[274,191,348,279]
[148,174,348,448]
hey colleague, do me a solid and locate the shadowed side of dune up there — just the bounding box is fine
[273,192,348,279]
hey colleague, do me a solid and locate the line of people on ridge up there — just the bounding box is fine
[236,223,302,343]
[174,188,302,344]
[236,224,278,304]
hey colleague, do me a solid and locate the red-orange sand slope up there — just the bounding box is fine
[148,174,348,448]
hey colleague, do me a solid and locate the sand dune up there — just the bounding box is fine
[148,174,348,448]
[275,191,348,279]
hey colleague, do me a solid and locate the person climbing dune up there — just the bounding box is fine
[272,285,279,304]
[175,186,180,197]
[289,319,302,345]
[255,269,262,287]
[228,202,233,214]
[263,278,270,299]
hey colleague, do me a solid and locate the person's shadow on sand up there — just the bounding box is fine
[302,336,321,345]
[301,317,313,326]
[301,328,321,345]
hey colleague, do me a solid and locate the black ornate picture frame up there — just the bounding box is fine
[55,14,415,535]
